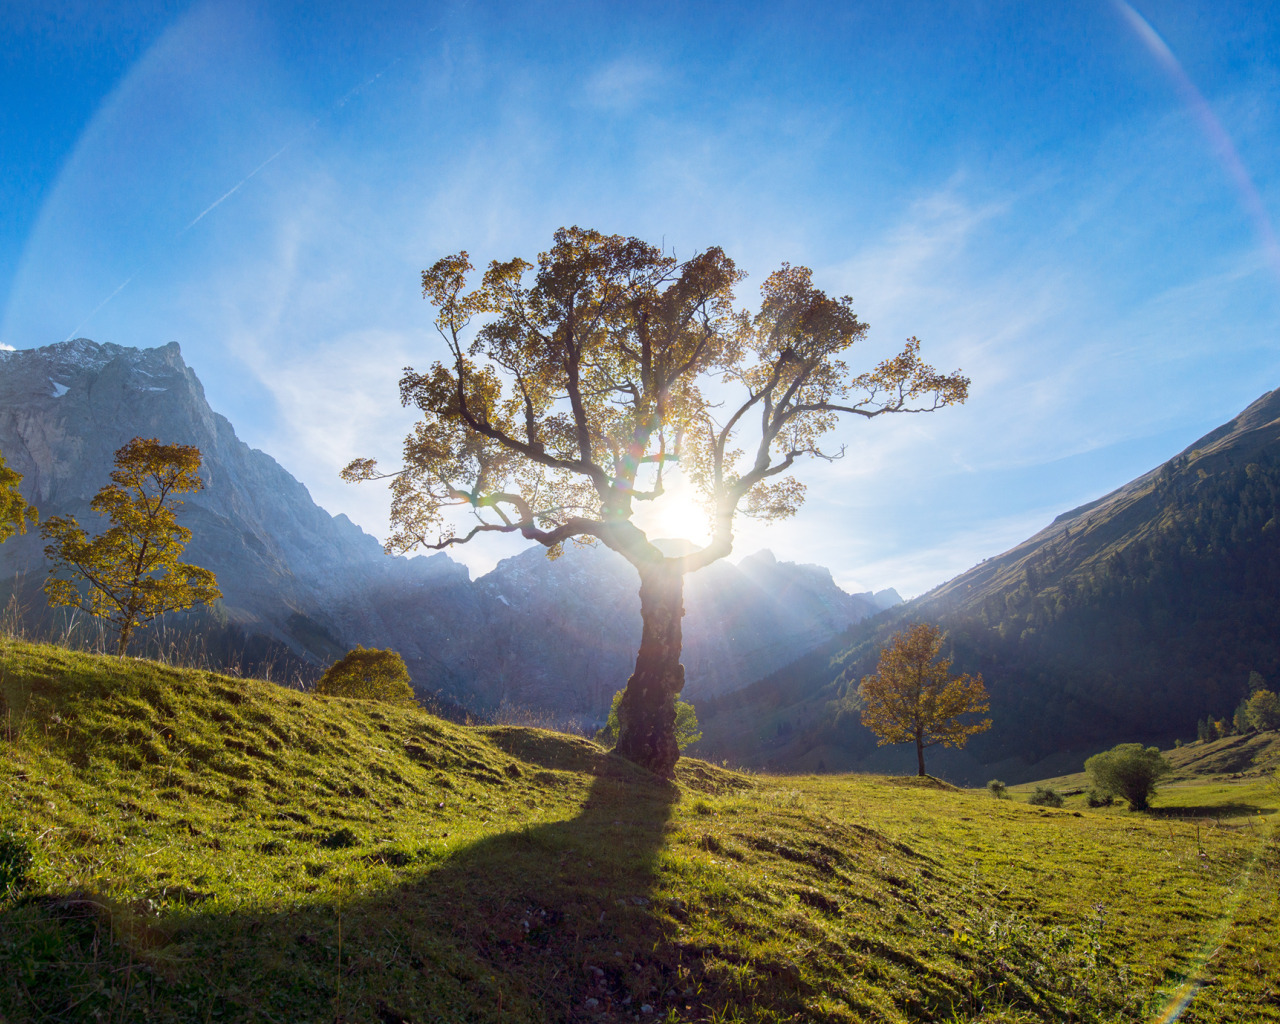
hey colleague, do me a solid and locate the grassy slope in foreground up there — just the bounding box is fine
[1,638,1278,1024]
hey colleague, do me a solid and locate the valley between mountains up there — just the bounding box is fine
[6,339,1279,783]
[2,339,1280,1023]
[0,340,896,731]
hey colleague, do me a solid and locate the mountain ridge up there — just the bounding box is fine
[698,386,1280,782]
[0,338,892,721]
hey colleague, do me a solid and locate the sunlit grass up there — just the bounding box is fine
[2,636,1278,1022]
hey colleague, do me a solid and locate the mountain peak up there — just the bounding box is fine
[872,588,902,609]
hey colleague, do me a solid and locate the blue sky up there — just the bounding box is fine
[3,1,1279,597]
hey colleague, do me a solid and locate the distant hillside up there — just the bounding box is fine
[463,543,881,715]
[1027,729,1280,794]
[0,339,888,721]
[700,388,1280,782]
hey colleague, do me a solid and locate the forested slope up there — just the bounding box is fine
[700,388,1280,780]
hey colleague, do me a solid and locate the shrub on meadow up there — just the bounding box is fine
[1029,785,1064,808]
[315,647,416,704]
[1084,743,1171,811]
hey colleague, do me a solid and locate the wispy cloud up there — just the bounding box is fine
[830,505,1066,600]
[7,1,1279,601]
[582,57,663,111]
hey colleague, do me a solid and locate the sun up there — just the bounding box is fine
[632,474,711,547]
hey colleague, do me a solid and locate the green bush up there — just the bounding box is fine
[315,647,416,704]
[595,689,701,751]
[1085,788,1114,808]
[986,779,1008,799]
[1084,743,1171,811]
[1029,785,1063,808]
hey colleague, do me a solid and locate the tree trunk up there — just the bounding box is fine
[614,563,685,776]
[916,731,926,777]
[117,617,136,657]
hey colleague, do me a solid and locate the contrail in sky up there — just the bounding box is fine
[182,57,402,234]
[182,141,296,232]
[63,274,137,342]
[59,56,408,339]
[1114,0,1280,284]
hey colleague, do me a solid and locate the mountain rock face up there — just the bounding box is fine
[0,339,468,665]
[0,340,889,720]
[457,543,880,714]
[699,388,1280,782]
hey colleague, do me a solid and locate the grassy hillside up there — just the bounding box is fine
[1015,731,1280,801]
[2,638,1278,1023]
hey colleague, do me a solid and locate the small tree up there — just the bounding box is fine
[345,227,969,774]
[597,688,701,751]
[41,438,221,655]
[1233,698,1253,735]
[0,449,37,543]
[316,647,416,703]
[857,622,991,777]
[1246,689,1280,732]
[1084,743,1171,811]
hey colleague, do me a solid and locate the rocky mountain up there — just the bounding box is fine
[0,339,469,669]
[698,387,1280,782]
[457,542,881,714]
[0,339,891,721]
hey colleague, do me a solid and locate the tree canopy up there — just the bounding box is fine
[0,449,37,544]
[315,647,416,704]
[347,227,969,773]
[41,438,221,656]
[1247,689,1280,732]
[347,227,967,565]
[1084,743,1171,811]
[857,622,991,777]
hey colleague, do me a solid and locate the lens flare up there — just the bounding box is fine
[1114,0,1280,285]
[1146,811,1274,1022]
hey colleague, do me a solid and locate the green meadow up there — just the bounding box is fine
[2,636,1277,1023]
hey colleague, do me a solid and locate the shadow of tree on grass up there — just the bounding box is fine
[1147,801,1277,820]
[4,745,702,1024]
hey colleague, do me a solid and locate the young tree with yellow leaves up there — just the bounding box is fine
[858,622,990,777]
[41,437,221,656]
[1,448,37,544]
[346,227,970,774]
